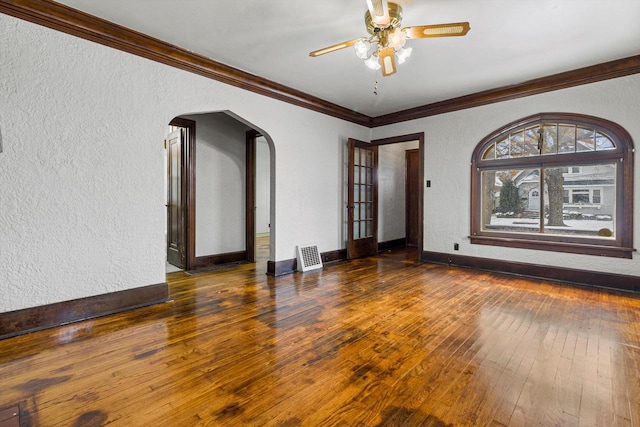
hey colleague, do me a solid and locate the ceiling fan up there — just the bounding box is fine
[309,0,470,77]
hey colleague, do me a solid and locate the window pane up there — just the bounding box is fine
[576,127,595,152]
[541,124,557,155]
[572,189,590,204]
[360,165,366,184]
[543,164,615,238]
[354,147,361,166]
[595,132,615,151]
[483,143,496,160]
[496,138,509,159]
[593,189,601,204]
[353,220,360,239]
[360,221,367,238]
[481,168,540,233]
[510,131,524,157]
[558,124,576,154]
[365,149,373,167]
[524,127,539,156]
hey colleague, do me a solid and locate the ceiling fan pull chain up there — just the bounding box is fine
[373,78,379,95]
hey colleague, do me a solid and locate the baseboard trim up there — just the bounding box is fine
[194,251,247,269]
[422,251,640,293]
[266,241,408,277]
[322,249,347,264]
[378,238,406,252]
[267,259,295,276]
[0,282,169,340]
[267,248,348,276]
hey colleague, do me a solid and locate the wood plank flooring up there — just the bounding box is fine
[0,247,639,426]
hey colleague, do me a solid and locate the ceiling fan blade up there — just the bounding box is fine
[403,22,470,39]
[309,38,361,57]
[378,46,397,77]
[366,0,390,26]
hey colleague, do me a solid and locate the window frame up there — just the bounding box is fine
[470,113,634,259]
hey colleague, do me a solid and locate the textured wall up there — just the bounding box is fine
[373,75,640,277]
[0,14,370,312]
[0,16,169,311]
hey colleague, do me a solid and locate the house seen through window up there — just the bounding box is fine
[470,113,634,258]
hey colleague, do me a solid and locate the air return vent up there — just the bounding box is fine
[296,244,323,272]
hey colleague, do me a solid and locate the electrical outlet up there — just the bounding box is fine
[454,243,459,251]
[426,180,431,188]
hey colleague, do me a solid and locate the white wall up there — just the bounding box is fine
[371,74,640,277]
[0,14,370,312]
[378,141,419,242]
[256,136,271,234]
[183,113,248,256]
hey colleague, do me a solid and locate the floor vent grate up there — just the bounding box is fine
[296,244,323,272]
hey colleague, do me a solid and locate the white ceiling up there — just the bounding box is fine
[55,0,640,117]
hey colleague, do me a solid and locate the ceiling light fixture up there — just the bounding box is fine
[309,1,470,78]
[355,2,410,76]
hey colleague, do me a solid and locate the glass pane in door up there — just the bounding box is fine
[352,146,375,241]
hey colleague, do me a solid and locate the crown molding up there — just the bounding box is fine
[372,54,640,127]
[2,0,640,128]
[0,0,373,127]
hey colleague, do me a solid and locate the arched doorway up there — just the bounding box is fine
[165,111,275,272]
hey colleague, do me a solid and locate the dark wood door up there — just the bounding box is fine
[246,131,257,263]
[347,139,378,259]
[166,129,186,268]
[405,149,420,247]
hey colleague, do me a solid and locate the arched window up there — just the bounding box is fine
[471,113,634,258]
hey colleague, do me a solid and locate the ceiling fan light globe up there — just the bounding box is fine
[388,28,407,50]
[354,39,372,60]
[364,55,381,70]
[396,46,412,64]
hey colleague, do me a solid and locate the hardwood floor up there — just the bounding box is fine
[0,247,639,426]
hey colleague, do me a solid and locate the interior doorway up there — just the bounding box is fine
[165,118,195,272]
[165,113,273,273]
[370,133,424,260]
[246,130,271,266]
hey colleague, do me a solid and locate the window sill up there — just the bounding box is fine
[470,235,634,259]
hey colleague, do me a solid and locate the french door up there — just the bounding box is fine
[347,139,378,259]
